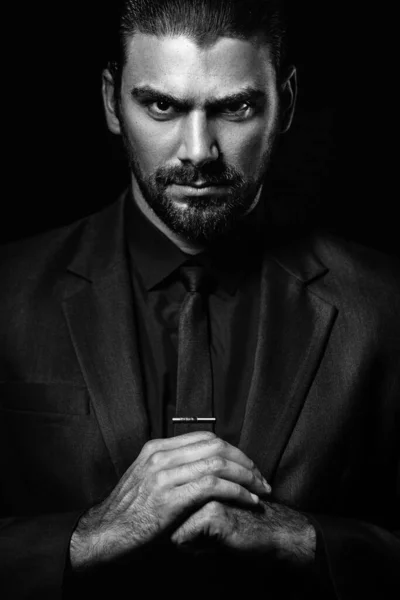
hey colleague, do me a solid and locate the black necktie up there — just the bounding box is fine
[174,265,214,435]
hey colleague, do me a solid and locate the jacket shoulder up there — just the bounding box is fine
[313,231,400,300]
[309,231,400,346]
[0,200,119,287]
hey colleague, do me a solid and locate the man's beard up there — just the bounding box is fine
[122,135,276,245]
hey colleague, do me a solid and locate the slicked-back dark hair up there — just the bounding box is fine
[107,0,287,93]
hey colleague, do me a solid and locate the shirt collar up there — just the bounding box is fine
[125,190,187,290]
[125,188,265,296]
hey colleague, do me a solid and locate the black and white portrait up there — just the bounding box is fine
[1,1,399,598]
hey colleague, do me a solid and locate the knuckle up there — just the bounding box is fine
[204,500,221,517]
[201,475,218,490]
[230,482,242,496]
[213,438,227,454]
[190,460,205,477]
[200,431,216,439]
[142,439,157,458]
[152,470,167,489]
[143,439,156,452]
[148,451,163,469]
[208,456,226,473]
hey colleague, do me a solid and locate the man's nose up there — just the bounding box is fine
[177,111,219,166]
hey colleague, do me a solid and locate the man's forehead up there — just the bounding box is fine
[122,33,276,98]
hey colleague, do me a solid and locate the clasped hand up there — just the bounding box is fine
[70,431,314,569]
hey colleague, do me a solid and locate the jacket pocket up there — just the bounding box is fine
[0,382,90,416]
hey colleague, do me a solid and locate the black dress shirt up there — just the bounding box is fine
[123,194,334,598]
[125,191,265,443]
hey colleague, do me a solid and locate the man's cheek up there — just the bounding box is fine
[224,131,270,174]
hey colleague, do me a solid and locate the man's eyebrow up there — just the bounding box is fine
[131,86,191,109]
[205,88,266,109]
[130,85,266,110]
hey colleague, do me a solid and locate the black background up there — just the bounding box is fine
[2,2,398,257]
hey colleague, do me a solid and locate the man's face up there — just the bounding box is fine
[109,34,282,243]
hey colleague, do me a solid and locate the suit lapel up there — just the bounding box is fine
[239,241,338,482]
[59,194,337,484]
[61,193,149,479]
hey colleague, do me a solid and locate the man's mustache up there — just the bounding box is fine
[154,163,245,187]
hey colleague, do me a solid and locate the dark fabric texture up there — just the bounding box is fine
[0,189,399,598]
[174,265,214,435]
[0,513,83,600]
[125,192,262,444]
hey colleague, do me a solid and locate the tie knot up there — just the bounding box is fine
[180,265,210,293]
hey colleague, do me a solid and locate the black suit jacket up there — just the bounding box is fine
[1,191,399,599]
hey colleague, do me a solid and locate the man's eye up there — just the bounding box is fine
[225,102,248,112]
[221,102,254,120]
[147,100,178,119]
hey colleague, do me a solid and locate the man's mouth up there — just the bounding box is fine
[168,181,231,197]
[173,180,229,188]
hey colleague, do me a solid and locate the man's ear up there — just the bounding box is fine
[279,65,297,133]
[102,68,122,135]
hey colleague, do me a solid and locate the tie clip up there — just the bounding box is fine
[172,417,216,423]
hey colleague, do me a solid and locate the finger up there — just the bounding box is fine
[163,457,271,496]
[171,505,212,546]
[140,431,216,460]
[148,436,269,487]
[171,475,260,513]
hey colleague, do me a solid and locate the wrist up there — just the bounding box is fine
[272,511,316,566]
[69,505,152,571]
[69,509,108,572]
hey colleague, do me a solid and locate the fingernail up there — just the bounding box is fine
[251,493,259,503]
[263,479,272,493]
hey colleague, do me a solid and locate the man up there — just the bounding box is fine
[0,0,399,598]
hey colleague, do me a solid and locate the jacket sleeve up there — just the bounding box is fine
[306,514,400,599]
[0,512,83,599]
